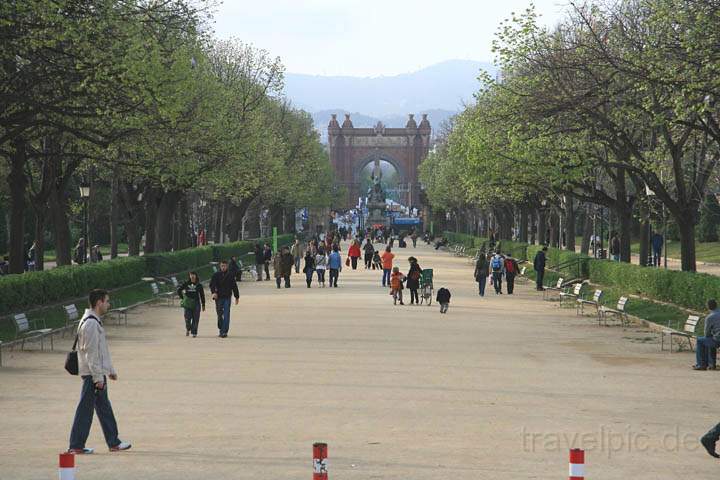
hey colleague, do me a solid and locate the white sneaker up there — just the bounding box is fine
[109,441,132,452]
[68,447,94,454]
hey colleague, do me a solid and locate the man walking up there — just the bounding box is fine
[274,246,294,288]
[651,232,663,267]
[328,245,342,287]
[68,289,131,454]
[210,260,240,338]
[533,246,547,291]
[489,251,505,294]
[290,238,305,274]
[262,243,272,280]
[504,252,519,295]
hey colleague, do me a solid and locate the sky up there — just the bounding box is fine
[211,0,568,77]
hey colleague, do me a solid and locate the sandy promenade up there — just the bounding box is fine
[0,241,717,479]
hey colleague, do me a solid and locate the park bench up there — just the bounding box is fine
[599,296,629,327]
[559,283,584,308]
[542,277,564,300]
[62,304,80,338]
[661,315,700,352]
[516,266,528,283]
[11,313,54,351]
[164,276,180,306]
[576,289,603,317]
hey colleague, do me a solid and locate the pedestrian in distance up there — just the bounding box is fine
[315,245,327,287]
[274,246,294,289]
[209,260,239,338]
[74,237,87,265]
[253,243,264,282]
[228,255,241,281]
[177,271,206,337]
[290,237,305,274]
[390,266,405,305]
[381,246,395,287]
[411,229,418,248]
[436,287,451,314]
[474,250,489,297]
[406,257,422,305]
[490,250,505,294]
[504,252,520,295]
[262,243,273,280]
[363,238,375,269]
[533,246,547,291]
[372,250,382,270]
[652,231,663,267]
[609,232,621,261]
[67,289,131,454]
[328,244,342,287]
[693,299,720,370]
[303,249,316,288]
[348,239,361,270]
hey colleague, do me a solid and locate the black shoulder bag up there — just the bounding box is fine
[65,315,98,375]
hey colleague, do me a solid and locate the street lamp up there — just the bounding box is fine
[79,182,90,264]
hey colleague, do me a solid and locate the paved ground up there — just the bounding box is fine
[1,242,718,479]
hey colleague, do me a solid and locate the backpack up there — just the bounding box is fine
[491,256,502,272]
[504,258,515,274]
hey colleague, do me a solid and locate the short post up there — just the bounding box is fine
[59,452,75,480]
[569,448,585,479]
[313,442,328,480]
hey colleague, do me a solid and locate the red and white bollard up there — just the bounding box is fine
[59,453,76,480]
[313,442,328,480]
[568,448,585,479]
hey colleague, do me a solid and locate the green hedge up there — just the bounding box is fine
[443,231,528,261]
[0,234,298,316]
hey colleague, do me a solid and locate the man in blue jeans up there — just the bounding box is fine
[210,260,239,338]
[693,299,720,370]
[68,289,131,454]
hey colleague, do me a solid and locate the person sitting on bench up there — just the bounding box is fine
[693,299,720,371]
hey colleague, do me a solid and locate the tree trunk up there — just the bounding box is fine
[550,212,559,248]
[8,137,28,273]
[617,207,633,263]
[519,207,529,243]
[537,209,547,246]
[213,202,222,243]
[144,190,158,254]
[155,191,181,252]
[564,196,576,252]
[678,217,697,272]
[49,184,72,266]
[580,204,592,255]
[33,209,46,271]
[110,178,119,258]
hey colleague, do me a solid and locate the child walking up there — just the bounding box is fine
[436,287,451,313]
[390,266,406,305]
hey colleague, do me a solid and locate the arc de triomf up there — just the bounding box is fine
[327,113,432,209]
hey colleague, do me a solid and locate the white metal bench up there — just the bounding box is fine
[12,313,54,350]
[577,289,603,317]
[62,304,80,338]
[662,315,700,352]
[599,296,629,327]
[542,277,565,300]
[559,283,583,307]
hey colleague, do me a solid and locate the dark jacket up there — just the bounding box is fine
[474,256,489,279]
[228,258,240,276]
[436,287,451,304]
[303,253,316,273]
[533,251,546,271]
[406,262,422,290]
[177,280,206,308]
[210,270,239,299]
[263,247,273,262]
[274,252,294,277]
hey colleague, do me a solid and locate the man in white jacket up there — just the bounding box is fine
[68,289,131,454]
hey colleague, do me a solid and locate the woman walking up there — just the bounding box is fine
[348,239,361,270]
[303,249,316,288]
[474,251,489,297]
[315,245,327,287]
[381,246,395,287]
[177,271,206,337]
[363,238,374,269]
[406,256,422,305]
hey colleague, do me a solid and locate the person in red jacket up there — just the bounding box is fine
[348,240,362,270]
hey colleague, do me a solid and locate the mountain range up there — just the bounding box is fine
[283,60,497,140]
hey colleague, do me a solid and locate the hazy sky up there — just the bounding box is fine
[212,0,568,77]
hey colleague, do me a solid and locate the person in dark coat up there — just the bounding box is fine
[474,251,489,297]
[177,271,206,337]
[262,243,272,280]
[533,246,547,291]
[209,260,239,338]
[302,250,316,288]
[253,243,264,282]
[406,257,422,305]
[436,287,451,313]
[274,246,294,288]
[228,255,241,281]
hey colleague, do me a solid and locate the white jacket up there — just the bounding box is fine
[77,309,116,383]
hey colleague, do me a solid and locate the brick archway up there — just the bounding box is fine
[328,113,431,209]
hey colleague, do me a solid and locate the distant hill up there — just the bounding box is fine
[284,59,496,118]
[310,109,458,143]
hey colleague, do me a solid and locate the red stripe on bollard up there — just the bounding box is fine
[569,448,585,479]
[59,453,75,468]
[313,442,328,480]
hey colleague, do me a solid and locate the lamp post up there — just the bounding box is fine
[79,182,90,264]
